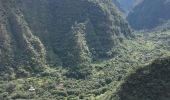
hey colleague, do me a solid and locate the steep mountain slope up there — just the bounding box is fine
[118,57,170,100]
[0,0,47,79]
[0,0,130,79]
[1,0,170,99]
[115,0,143,14]
[128,0,170,30]
[112,0,124,13]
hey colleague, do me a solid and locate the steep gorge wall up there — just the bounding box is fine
[0,0,131,78]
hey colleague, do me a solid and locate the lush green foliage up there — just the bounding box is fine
[0,29,170,99]
[118,57,170,100]
[0,0,130,79]
[0,0,170,99]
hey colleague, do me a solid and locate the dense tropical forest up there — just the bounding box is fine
[0,0,170,99]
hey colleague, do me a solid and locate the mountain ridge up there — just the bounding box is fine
[128,0,170,30]
[0,0,131,79]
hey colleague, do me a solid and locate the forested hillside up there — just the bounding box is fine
[118,57,170,100]
[128,0,170,30]
[0,0,130,79]
[0,0,170,99]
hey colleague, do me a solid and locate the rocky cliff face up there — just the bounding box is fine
[128,0,170,30]
[0,0,131,78]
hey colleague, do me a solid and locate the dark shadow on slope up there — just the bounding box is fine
[118,57,170,100]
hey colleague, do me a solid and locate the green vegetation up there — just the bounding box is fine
[117,57,170,100]
[0,0,130,78]
[0,0,170,99]
[0,28,170,99]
